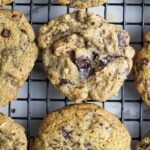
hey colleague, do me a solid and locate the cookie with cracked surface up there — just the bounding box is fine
[57,0,107,8]
[0,9,38,107]
[133,30,150,108]
[135,131,150,150]
[0,0,14,6]
[38,11,135,103]
[0,113,27,149]
[32,104,131,150]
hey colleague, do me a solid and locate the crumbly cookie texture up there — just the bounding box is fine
[0,113,27,149]
[32,104,131,150]
[39,11,135,103]
[0,0,14,6]
[0,9,38,107]
[133,31,150,108]
[135,131,150,150]
[58,0,107,8]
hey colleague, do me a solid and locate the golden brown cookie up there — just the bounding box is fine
[32,104,131,150]
[0,0,14,6]
[0,9,38,107]
[135,131,150,150]
[0,113,27,149]
[133,31,150,108]
[38,11,135,103]
[58,0,107,8]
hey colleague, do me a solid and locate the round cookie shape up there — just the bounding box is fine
[135,131,150,150]
[57,0,107,8]
[39,11,135,103]
[0,0,14,6]
[32,104,131,150]
[0,113,27,149]
[0,9,38,107]
[133,31,150,108]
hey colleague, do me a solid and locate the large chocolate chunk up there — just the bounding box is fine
[118,32,127,48]
[75,56,95,80]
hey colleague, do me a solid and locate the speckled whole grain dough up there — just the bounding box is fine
[133,31,150,108]
[135,131,150,150]
[0,9,38,107]
[38,11,135,103]
[0,0,14,6]
[32,104,131,150]
[58,0,107,8]
[0,113,27,150]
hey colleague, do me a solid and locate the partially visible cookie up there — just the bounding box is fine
[38,11,135,103]
[0,0,14,6]
[58,0,107,8]
[135,131,150,150]
[0,113,27,149]
[0,9,38,107]
[133,31,150,107]
[32,104,131,150]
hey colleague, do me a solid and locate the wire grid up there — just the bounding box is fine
[1,0,150,149]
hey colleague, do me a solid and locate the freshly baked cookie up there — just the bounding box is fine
[133,31,150,108]
[0,0,14,6]
[32,104,131,150]
[0,9,38,107]
[58,0,107,8]
[39,11,135,103]
[0,113,27,149]
[135,131,150,150]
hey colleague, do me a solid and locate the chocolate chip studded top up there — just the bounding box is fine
[133,30,150,108]
[39,11,135,103]
[0,0,14,6]
[135,131,150,150]
[32,104,131,150]
[0,9,38,107]
[0,113,27,150]
[57,0,107,8]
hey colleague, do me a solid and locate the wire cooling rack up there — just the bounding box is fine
[1,0,150,149]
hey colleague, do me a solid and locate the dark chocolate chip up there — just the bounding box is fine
[59,127,73,142]
[59,79,72,86]
[1,29,11,38]
[91,52,98,60]
[140,142,150,149]
[84,142,92,149]
[20,29,27,34]
[67,51,75,63]
[99,55,125,70]
[136,58,149,72]
[75,56,95,80]
[118,32,127,48]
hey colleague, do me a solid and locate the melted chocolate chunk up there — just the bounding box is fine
[99,55,124,70]
[75,56,95,80]
[59,79,71,86]
[136,58,149,71]
[1,29,11,38]
[118,32,127,48]
[20,29,27,34]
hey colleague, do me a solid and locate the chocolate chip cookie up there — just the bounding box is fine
[0,0,14,6]
[135,131,150,150]
[0,113,27,149]
[32,104,131,150]
[0,9,38,107]
[39,11,135,103]
[58,0,107,8]
[133,31,150,107]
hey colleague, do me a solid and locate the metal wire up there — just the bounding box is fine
[6,0,149,149]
